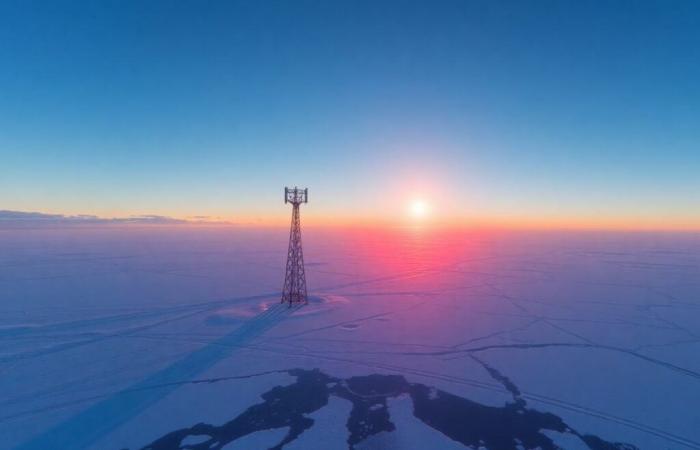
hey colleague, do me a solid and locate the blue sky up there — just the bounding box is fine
[0,1,698,227]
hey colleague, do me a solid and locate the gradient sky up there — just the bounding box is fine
[1,1,698,228]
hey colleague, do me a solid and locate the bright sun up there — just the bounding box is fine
[410,200,429,218]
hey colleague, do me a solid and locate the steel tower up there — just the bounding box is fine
[281,187,308,306]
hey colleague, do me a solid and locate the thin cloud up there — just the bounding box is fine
[0,210,234,228]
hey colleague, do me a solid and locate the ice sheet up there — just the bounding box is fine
[0,227,698,449]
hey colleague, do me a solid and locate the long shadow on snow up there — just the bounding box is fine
[14,303,294,450]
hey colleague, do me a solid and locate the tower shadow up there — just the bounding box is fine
[15,303,296,450]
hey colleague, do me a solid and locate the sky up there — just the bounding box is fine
[0,1,698,229]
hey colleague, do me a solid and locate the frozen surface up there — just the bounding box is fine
[0,226,698,449]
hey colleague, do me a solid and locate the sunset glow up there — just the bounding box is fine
[409,200,429,218]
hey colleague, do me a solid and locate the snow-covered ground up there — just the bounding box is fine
[0,226,698,449]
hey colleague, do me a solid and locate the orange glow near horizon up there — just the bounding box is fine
[4,205,700,232]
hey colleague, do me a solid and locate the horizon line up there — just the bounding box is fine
[1,209,699,233]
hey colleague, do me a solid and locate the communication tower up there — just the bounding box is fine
[281,187,308,306]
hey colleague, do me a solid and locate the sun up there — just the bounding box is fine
[409,199,429,218]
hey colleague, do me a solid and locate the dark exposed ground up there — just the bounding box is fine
[139,368,637,450]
